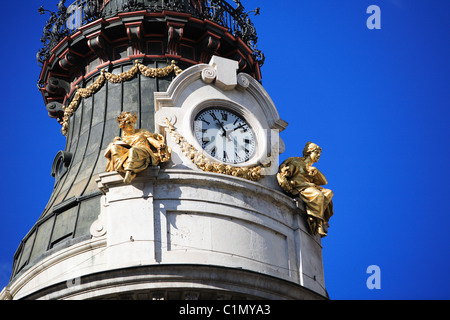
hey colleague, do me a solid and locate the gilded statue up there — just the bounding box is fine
[277,142,334,237]
[105,112,171,184]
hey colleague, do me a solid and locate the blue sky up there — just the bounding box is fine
[0,0,449,299]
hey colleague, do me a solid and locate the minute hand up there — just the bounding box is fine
[232,123,246,131]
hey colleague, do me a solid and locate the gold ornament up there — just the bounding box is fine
[60,60,183,136]
[105,112,172,184]
[165,118,264,182]
[277,142,334,237]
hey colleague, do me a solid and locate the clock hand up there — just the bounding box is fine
[212,118,227,136]
[209,113,226,135]
[231,123,246,132]
[214,120,234,141]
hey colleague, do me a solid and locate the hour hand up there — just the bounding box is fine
[215,121,233,141]
[215,120,227,136]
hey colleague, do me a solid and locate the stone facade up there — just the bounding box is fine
[1,168,326,300]
[1,56,328,300]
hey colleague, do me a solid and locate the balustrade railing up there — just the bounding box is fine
[37,0,263,66]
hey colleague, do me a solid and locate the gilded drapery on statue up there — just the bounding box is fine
[277,142,334,237]
[105,112,171,184]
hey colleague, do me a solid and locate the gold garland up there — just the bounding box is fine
[61,60,183,136]
[165,119,265,182]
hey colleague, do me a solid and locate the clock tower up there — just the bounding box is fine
[1,0,329,300]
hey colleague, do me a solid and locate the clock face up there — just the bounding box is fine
[194,108,256,164]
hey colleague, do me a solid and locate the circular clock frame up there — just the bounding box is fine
[193,107,256,165]
[187,101,267,167]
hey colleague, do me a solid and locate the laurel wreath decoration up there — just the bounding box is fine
[165,118,267,182]
[61,60,183,136]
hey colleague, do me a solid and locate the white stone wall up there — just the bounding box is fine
[2,168,326,300]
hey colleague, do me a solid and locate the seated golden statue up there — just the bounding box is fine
[105,112,171,184]
[277,142,334,237]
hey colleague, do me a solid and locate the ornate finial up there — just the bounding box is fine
[247,8,260,16]
[38,6,51,15]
